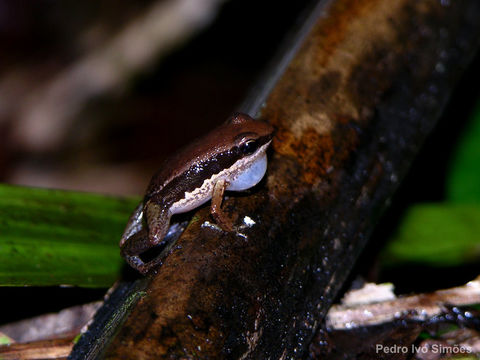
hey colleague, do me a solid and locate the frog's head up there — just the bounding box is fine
[176,112,274,190]
[225,112,274,158]
[217,113,274,191]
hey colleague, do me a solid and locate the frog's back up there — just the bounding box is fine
[145,132,227,197]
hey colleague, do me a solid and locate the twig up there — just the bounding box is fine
[327,277,480,330]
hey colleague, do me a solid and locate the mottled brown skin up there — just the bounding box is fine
[120,113,274,274]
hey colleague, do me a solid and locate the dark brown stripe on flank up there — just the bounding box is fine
[145,133,272,207]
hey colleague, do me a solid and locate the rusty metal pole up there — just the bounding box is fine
[72,0,480,358]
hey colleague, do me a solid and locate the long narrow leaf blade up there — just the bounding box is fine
[0,184,139,287]
[447,102,480,203]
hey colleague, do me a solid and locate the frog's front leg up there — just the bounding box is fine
[210,178,234,231]
[120,199,171,274]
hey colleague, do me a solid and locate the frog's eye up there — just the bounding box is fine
[240,139,259,155]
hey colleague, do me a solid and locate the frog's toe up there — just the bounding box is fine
[122,254,147,275]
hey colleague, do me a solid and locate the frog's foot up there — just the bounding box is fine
[122,254,151,275]
[121,252,164,275]
[120,230,164,274]
[211,209,236,232]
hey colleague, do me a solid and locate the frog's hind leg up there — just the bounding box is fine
[120,200,171,274]
[120,229,154,274]
[119,202,144,247]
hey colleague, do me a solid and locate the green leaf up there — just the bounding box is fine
[381,203,480,266]
[0,334,12,345]
[446,102,480,203]
[0,184,139,287]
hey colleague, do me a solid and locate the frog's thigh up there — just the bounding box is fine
[120,203,144,246]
